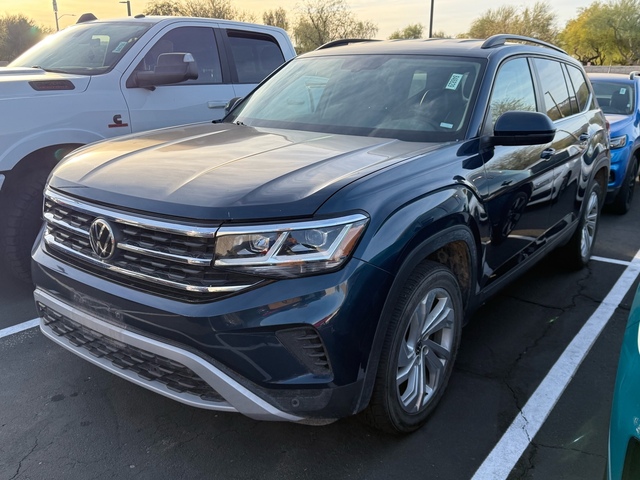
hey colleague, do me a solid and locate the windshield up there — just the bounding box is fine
[227,54,484,142]
[9,22,152,75]
[592,80,635,115]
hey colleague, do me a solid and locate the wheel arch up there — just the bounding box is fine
[354,222,480,414]
[4,143,84,182]
[1,129,105,175]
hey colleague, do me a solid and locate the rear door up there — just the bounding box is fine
[221,29,287,99]
[531,58,590,233]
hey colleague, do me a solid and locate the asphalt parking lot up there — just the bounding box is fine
[2,196,640,480]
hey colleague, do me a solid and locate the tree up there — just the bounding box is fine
[0,14,51,62]
[560,0,640,65]
[389,23,424,40]
[263,7,289,31]
[604,0,640,64]
[560,3,613,65]
[143,0,256,22]
[292,0,378,53]
[143,1,183,15]
[467,1,558,43]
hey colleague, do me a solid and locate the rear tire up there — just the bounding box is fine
[363,261,463,434]
[558,182,602,270]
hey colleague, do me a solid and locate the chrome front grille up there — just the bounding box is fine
[43,188,262,299]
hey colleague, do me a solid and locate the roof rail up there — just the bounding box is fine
[481,34,567,55]
[315,39,379,50]
[630,71,640,79]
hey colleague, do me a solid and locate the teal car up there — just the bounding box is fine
[609,284,640,479]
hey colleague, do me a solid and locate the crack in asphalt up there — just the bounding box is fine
[10,437,38,480]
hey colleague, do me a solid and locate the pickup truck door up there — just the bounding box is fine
[121,24,236,131]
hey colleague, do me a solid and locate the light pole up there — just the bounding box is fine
[120,1,132,16]
[429,0,435,38]
[53,0,59,31]
[57,13,76,30]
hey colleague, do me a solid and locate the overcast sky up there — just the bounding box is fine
[2,0,592,38]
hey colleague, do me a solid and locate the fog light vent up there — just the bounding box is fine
[276,327,331,376]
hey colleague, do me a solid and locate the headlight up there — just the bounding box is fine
[214,214,368,278]
[610,135,627,149]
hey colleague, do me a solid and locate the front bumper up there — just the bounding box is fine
[36,288,302,421]
[606,144,633,201]
[33,240,392,422]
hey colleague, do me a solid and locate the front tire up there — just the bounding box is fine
[0,167,50,283]
[363,261,463,434]
[611,157,637,215]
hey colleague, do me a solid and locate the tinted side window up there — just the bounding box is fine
[227,31,285,84]
[489,58,536,126]
[534,58,572,120]
[133,27,222,85]
[565,64,590,112]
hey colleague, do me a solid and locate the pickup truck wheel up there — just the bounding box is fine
[558,182,602,270]
[611,157,637,215]
[363,261,463,434]
[0,167,50,283]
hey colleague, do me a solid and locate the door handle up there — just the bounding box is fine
[207,101,227,109]
[540,148,556,159]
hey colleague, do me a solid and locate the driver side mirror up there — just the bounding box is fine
[490,111,556,146]
[128,53,198,89]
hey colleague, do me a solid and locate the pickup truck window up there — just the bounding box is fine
[9,22,151,75]
[133,27,223,85]
[227,31,285,84]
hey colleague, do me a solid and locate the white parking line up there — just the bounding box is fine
[472,248,640,480]
[592,255,633,266]
[0,318,39,339]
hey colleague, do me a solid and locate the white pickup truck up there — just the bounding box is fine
[0,15,295,281]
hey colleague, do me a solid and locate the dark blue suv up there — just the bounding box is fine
[589,72,640,214]
[32,35,610,433]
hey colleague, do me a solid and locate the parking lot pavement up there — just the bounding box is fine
[2,196,640,479]
[0,262,36,329]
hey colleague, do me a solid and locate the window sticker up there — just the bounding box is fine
[445,73,463,90]
[620,87,627,94]
[112,41,127,54]
[440,122,454,129]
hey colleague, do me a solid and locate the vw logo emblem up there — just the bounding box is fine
[89,218,117,260]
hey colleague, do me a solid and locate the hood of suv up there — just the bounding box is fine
[0,67,90,97]
[50,123,440,220]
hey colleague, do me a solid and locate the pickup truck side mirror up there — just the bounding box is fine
[490,111,556,146]
[128,52,199,89]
